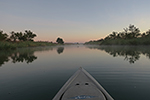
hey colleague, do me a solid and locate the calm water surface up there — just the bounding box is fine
[0,45,150,100]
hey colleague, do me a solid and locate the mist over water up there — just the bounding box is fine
[0,45,150,100]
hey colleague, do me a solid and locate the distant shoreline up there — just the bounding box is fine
[0,41,57,50]
[84,38,150,46]
[85,25,150,46]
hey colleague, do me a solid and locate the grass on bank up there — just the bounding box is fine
[85,37,150,46]
[100,37,150,45]
[85,25,150,45]
[84,41,102,45]
[0,41,57,50]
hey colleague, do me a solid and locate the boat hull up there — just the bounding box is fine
[53,68,114,100]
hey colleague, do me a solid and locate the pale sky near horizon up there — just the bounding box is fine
[0,0,150,43]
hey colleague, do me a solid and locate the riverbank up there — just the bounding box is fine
[85,25,150,46]
[85,37,150,45]
[0,41,57,50]
[101,37,150,45]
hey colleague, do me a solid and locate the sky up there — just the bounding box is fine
[0,0,150,43]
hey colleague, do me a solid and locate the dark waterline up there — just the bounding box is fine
[0,45,150,100]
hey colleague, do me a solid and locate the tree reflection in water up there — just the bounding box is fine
[0,46,63,67]
[0,48,37,67]
[0,51,9,66]
[57,47,64,54]
[86,45,150,64]
[10,52,37,63]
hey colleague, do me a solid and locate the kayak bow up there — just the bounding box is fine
[53,67,114,100]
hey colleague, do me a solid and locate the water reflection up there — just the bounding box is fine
[0,49,37,67]
[11,51,37,64]
[57,47,64,54]
[0,51,9,66]
[86,45,150,64]
[0,46,66,67]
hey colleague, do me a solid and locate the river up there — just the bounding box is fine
[0,45,150,100]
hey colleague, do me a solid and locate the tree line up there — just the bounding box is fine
[85,25,150,45]
[0,30,36,42]
[104,24,150,40]
[0,30,65,44]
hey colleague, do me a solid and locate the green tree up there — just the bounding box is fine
[109,32,117,39]
[141,33,146,38]
[56,37,64,44]
[10,31,17,42]
[15,32,24,41]
[0,30,8,41]
[123,25,140,39]
[145,29,150,37]
[10,30,37,42]
[24,30,37,41]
